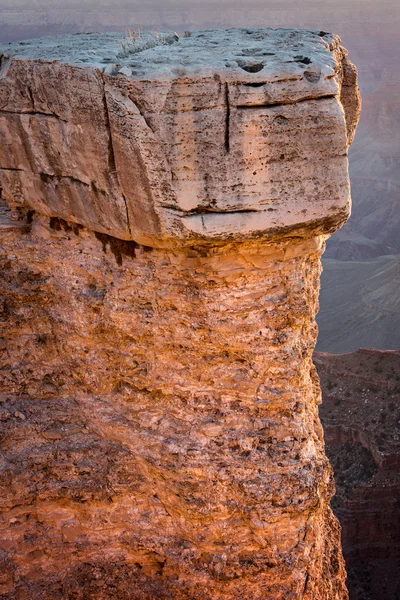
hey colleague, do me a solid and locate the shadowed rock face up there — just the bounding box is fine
[0,28,360,599]
[317,350,400,600]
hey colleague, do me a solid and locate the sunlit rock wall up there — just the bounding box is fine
[0,28,360,599]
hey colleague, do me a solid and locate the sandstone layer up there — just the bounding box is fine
[0,29,360,599]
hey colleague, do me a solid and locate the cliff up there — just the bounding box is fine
[317,350,400,600]
[0,29,360,245]
[0,29,360,599]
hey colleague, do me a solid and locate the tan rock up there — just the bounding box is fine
[0,27,360,599]
[0,220,349,599]
[0,28,360,246]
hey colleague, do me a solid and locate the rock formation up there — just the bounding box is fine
[0,29,360,599]
[317,349,400,600]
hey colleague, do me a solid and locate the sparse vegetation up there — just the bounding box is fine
[326,379,337,390]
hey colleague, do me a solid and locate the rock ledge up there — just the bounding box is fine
[0,28,360,246]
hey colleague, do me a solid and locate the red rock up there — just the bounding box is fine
[0,28,361,599]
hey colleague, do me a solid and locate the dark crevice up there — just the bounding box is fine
[224,82,230,153]
[100,76,117,174]
[243,81,266,88]
[302,572,310,596]
[238,62,265,73]
[39,172,90,187]
[236,93,337,109]
[130,96,158,137]
[122,193,132,235]
[294,55,312,65]
[0,109,66,121]
[100,77,136,237]
[201,208,259,215]
[48,216,139,264]
[94,231,139,266]
[26,82,35,111]
[167,206,259,217]
[236,75,300,85]
[49,216,83,235]
[1,166,91,187]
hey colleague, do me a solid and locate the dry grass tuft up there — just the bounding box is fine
[118,27,180,57]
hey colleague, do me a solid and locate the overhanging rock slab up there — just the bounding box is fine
[0,28,360,247]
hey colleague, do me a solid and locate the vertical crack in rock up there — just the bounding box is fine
[129,95,158,138]
[100,73,136,237]
[101,76,117,175]
[122,193,132,235]
[303,572,310,597]
[26,84,34,111]
[224,82,231,153]
[26,63,35,111]
[101,81,173,241]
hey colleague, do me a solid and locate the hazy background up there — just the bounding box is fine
[1,0,399,353]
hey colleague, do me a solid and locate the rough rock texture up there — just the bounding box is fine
[0,29,360,599]
[0,29,360,246]
[317,350,400,600]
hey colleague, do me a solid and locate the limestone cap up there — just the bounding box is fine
[0,28,361,247]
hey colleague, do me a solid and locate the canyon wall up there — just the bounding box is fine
[0,29,360,599]
[317,350,400,600]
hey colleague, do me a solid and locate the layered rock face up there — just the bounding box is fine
[0,29,360,599]
[317,350,400,600]
[0,29,360,246]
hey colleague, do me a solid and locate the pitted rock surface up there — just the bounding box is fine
[0,27,360,600]
[0,29,360,246]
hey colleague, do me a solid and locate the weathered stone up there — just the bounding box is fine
[0,28,360,599]
[0,29,360,246]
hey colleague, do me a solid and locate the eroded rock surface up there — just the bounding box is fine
[0,28,360,599]
[0,29,360,245]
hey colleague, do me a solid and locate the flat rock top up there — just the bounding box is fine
[0,28,341,81]
[0,27,359,246]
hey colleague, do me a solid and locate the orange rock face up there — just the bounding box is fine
[0,28,360,599]
[0,215,346,599]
